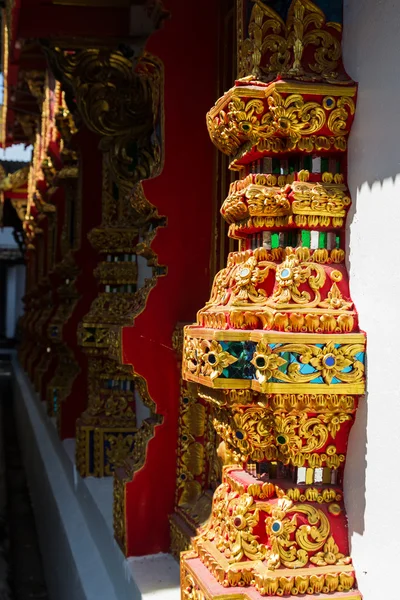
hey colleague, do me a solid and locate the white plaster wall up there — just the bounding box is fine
[0,227,17,248]
[343,2,400,598]
[5,265,25,339]
[5,266,17,339]
[15,264,26,321]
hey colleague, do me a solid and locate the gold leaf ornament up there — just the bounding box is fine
[251,340,287,384]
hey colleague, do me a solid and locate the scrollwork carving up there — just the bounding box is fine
[44,46,164,193]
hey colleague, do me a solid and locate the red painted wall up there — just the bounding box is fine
[59,128,103,438]
[121,0,219,555]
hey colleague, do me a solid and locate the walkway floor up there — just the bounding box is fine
[0,356,49,600]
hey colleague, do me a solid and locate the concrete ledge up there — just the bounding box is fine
[11,355,180,600]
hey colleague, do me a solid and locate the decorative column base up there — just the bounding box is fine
[181,557,361,600]
[181,467,361,600]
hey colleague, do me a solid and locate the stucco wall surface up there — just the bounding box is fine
[343,2,400,598]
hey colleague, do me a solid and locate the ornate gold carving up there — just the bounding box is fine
[223,168,350,225]
[105,433,136,469]
[0,165,30,192]
[310,535,350,567]
[238,0,347,83]
[207,85,355,157]
[113,475,127,555]
[213,405,350,467]
[181,557,358,599]
[183,332,365,395]
[197,246,355,333]
[24,70,45,103]
[185,338,239,381]
[250,340,287,383]
[56,93,78,142]
[45,47,164,192]
[81,278,158,329]
[196,386,356,412]
[93,261,138,285]
[171,327,221,555]
[272,253,326,307]
[88,228,140,254]
[191,475,355,592]
[47,348,81,429]
[291,178,351,218]
[169,516,192,558]
[76,144,165,476]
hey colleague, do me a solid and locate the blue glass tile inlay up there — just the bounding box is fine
[203,339,365,385]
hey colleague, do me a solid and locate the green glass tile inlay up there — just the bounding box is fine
[272,158,280,173]
[335,234,341,249]
[321,157,329,172]
[319,231,327,249]
[301,230,311,247]
[336,160,341,174]
[288,157,296,173]
[303,156,312,171]
[271,232,280,249]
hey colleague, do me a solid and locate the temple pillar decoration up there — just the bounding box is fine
[22,74,65,392]
[169,324,222,558]
[44,96,82,430]
[0,165,30,221]
[45,46,166,476]
[180,1,365,599]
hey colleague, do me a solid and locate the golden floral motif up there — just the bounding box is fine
[204,254,276,310]
[303,340,362,385]
[233,256,272,304]
[267,340,365,386]
[319,281,353,310]
[251,340,286,384]
[185,338,238,381]
[310,535,352,567]
[203,486,266,563]
[190,340,230,380]
[228,97,274,143]
[270,252,326,307]
[265,91,325,145]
